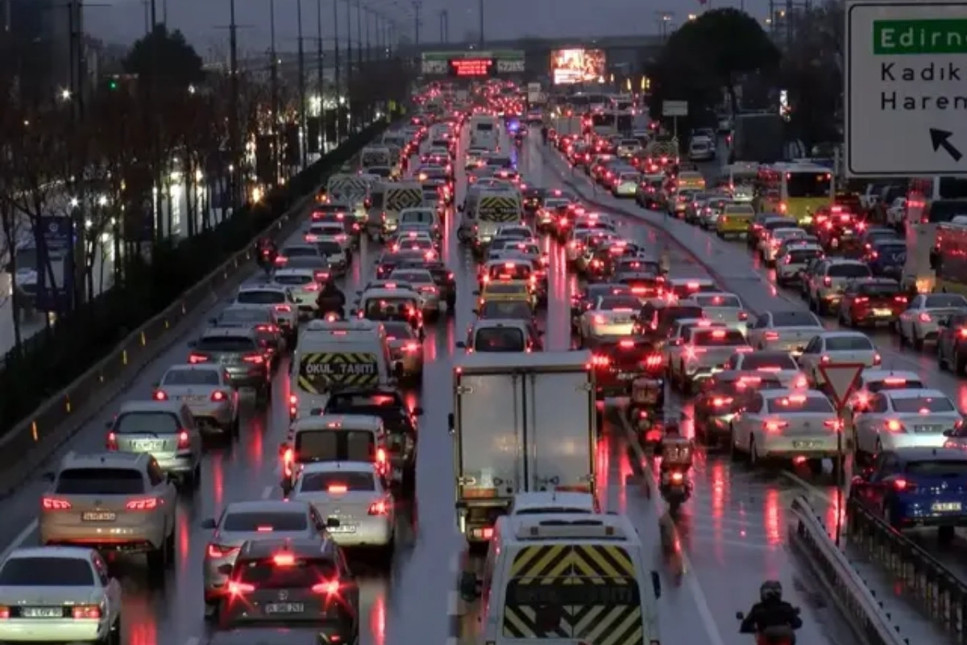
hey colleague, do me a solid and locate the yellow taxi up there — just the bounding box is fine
[475,280,536,312]
[715,201,756,239]
[676,170,706,191]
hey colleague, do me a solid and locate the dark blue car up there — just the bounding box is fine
[863,238,907,278]
[851,446,967,543]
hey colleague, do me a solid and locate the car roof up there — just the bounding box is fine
[859,369,921,383]
[164,363,222,374]
[472,318,528,329]
[60,451,148,469]
[818,330,871,339]
[760,388,829,400]
[117,400,185,414]
[239,283,287,293]
[201,327,258,339]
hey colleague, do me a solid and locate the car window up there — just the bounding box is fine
[299,471,376,492]
[890,396,954,413]
[56,468,145,495]
[825,336,873,351]
[766,395,834,414]
[0,558,94,586]
[237,291,285,304]
[222,511,309,532]
[162,369,220,386]
[114,411,180,434]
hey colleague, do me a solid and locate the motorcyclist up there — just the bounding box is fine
[739,580,803,643]
[654,417,693,486]
[255,237,278,273]
[315,278,346,319]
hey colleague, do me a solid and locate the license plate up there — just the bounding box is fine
[82,511,116,521]
[873,308,892,316]
[265,603,304,614]
[328,524,357,533]
[914,425,942,433]
[617,373,637,380]
[933,502,962,512]
[793,441,819,448]
[134,441,164,451]
[180,395,206,402]
[21,607,62,618]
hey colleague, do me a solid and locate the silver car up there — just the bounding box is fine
[612,171,641,197]
[154,364,239,437]
[200,499,329,609]
[105,400,203,485]
[685,292,749,334]
[315,236,350,276]
[290,462,395,553]
[389,267,441,318]
[271,268,322,318]
[382,320,424,379]
[39,452,177,576]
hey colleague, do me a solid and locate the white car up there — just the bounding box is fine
[578,293,641,344]
[671,326,751,392]
[612,171,641,197]
[388,267,441,319]
[664,318,727,371]
[313,236,350,276]
[688,137,715,161]
[730,389,841,469]
[271,267,322,317]
[494,224,533,241]
[488,240,544,267]
[154,364,239,436]
[774,243,824,286]
[797,331,881,385]
[847,369,925,417]
[398,207,440,238]
[0,546,121,644]
[306,221,351,255]
[854,388,964,456]
[290,461,395,554]
[885,197,907,227]
[724,350,808,388]
[233,283,299,332]
[761,227,808,265]
[897,293,967,349]
[684,292,749,334]
[806,258,873,315]
[746,310,823,355]
[389,230,435,254]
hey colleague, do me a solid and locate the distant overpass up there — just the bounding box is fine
[399,34,665,55]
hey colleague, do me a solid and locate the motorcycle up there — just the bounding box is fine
[659,468,691,514]
[735,609,799,645]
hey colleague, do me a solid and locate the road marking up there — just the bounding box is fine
[0,520,38,563]
[619,414,726,645]
[261,485,273,500]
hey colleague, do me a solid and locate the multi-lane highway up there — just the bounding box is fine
[0,113,953,645]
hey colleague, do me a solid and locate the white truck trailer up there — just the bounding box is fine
[448,351,597,542]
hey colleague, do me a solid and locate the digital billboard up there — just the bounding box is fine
[551,48,606,85]
[421,51,524,76]
[448,58,495,77]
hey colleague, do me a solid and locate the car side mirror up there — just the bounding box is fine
[459,571,481,601]
[456,341,466,348]
[217,564,234,576]
[651,570,661,599]
[200,518,217,530]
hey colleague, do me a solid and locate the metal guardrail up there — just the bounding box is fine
[790,496,910,645]
[0,122,389,496]
[847,497,967,641]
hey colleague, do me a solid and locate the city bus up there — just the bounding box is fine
[756,162,834,226]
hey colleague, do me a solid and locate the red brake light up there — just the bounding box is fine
[328,484,348,493]
[273,553,296,566]
[885,419,904,432]
[72,606,101,620]
[591,354,610,367]
[402,341,420,353]
[228,581,255,595]
[255,323,279,333]
[823,419,843,430]
[376,447,387,464]
[312,580,341,595]
[764,331,779,341]
[275,304,292,313]
[211,390,227,402]
[188,353,208,364]
[368,499,390,515]
[823,276,832,287]
[106,432,118,451]
[125,497,160,511]
[177,430,190,450]
[712,397,733,407]
[893,478,915,491]
[153,390,167,401]
[243,353,265,364]
[42,496,71,511]
[711,330,726,338]
[919,312,931,323]
[593,315,605,324]
[207,543,240,558]
[763,421,789,433]
[644,353,663,369]
[619,339,635,348]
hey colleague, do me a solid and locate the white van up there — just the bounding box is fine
[279,414,387,493]
[470,114,501,149]
[463,513,662,645]
[289,319,393,419]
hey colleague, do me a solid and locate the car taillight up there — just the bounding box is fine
[368,499,391,515]
[919,312,931,322]
[314,271,330,282]
[153,390,167,401]
[885,419,904,432]
[228,580,255,595]
[591,354,610,367]
[376,447,387,465]
[820,354,831,364]
[670,471,684,483]
[763,421,789,433]
[305,283,320,291]
[189,353,208,364]
[207,543,241,558]
[823,276,832,287]
[873,352,881,365]
[853,296,868,304]
[255,324,278,333]
[644,353,663,369]
[72,605,101,620]
[402,341,419,353]
[275,305,292,313]
[126,497,160,510]
[177,430,190,450]
[893,478,916,492]
[823,419,843,430]
[243,353,265,364]
[764,331,779,341]
[712,397,733,407]
[106,432,118,451]
[738,311,748,321]
[593,315,605,324]
[211,390,228,402]
[42,496,72,510]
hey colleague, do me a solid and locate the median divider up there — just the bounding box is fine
[846,497,967,639]
[0,122,389,496]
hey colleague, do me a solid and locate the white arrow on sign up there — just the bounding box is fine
[818,363,865,412]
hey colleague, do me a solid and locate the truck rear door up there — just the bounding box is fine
[524,369,594,493]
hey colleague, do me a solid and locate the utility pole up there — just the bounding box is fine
[478,0,483,47]
[269,0,280,185]
[316,0,325,151]
[412,0,421,46]
[227,0,241,212]
[150,0,156,27]
[439,9,448,43]
[364,6,371,61]
[333,0,341,143]
[344,0,352,94]
[297,0,307,168]
[355,0,362,73]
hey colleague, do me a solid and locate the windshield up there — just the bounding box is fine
[770,311,819,327]
[786,171,831,198]
[114,411,180,434]
[273,274,313,286]
[857,282,900,297]
[237,291,285,304]
[222,511,308,532]
[55,468,144,495]
[299,470,376,492]
[787,249,822,262]
[197,337,257,352]
[891,396,955,412]
[766,395,834,413]
[162,369,219,386]
[740,353,798,370]
[695,294,741,308]
[475,327,525,351]
[828,264,871,278]
[694,329,746,346]
[0,558,94,586]
[825,336,873,350]
[294,430,374,462]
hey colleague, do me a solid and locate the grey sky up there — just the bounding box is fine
[87,0,774,56]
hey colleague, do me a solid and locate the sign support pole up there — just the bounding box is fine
[818,362,864,549]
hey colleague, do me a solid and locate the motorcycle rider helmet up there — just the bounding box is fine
[759,580,782,602]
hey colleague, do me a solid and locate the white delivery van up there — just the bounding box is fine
[470,114,501,150]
